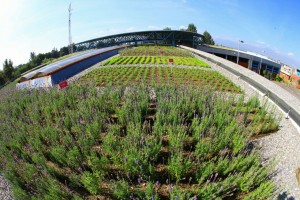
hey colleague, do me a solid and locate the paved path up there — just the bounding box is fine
[273,81,300,101]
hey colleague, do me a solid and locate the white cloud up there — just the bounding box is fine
[179,25,186,30]
[256,40,266,45]
[126,27,136,32]
[287,52,294,56]
[252,40,273,49]
[273,48,281,54]
[147,25,161,30]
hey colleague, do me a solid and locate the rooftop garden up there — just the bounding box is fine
[0,46,280,199]
[0,84,278,199]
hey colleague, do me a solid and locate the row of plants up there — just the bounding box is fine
[102,56,210,68]
[0,84,279,199]
[81,66,242,93]
[119,46,194,57]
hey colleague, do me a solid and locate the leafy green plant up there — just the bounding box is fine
[167,152,192,182]
[112,180,130,199]
[0,72,277,199]
[80,171,101,195]
[169,185,192,200]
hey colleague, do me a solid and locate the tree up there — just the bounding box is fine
[51,48,59,58]
[163,27,172,31]
[59,46,69,57]
[187,23,197,33]
[203,30,215,45]
[30,52,36,61]
[0,71,5,85]
[3,59,14,80]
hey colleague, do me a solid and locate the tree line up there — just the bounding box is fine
[163,23,215,45]
[0,45,74,87]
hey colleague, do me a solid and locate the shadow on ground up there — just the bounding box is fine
[278,191,295,200]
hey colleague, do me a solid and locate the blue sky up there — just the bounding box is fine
[0,0,299,70]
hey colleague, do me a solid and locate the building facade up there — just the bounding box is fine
[197,45,281,78]
[291,68,300,84]
[280,64,293,81]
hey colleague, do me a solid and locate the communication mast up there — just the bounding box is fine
[68,3,73,54]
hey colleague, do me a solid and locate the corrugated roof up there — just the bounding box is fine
[20,46,121,82]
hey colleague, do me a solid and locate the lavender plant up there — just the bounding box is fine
[0,77,277,199]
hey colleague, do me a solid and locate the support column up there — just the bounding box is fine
[248,58,253,69]
[172,32,175,46]
[259,62,263,75]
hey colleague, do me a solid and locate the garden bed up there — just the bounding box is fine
[80,66,241,93]
[0,84,279,199]
[119,46,194,57]
[102,56,210,68]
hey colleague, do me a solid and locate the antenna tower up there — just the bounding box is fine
[68,3,73,54]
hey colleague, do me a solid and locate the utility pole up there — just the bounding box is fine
[68,3,73,54]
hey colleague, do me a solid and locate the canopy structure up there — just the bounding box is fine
[75,30,203,50]
[19,46,121,83]
[17,46,122,88]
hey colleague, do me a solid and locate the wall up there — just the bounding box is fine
[16,76,53,89]
[51,49,118,84]
[197,45,281,75]
[281,64,293,76]
[280,72,291,81]
[292,73,300,84]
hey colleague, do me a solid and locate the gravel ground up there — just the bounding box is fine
[0,175,13,200]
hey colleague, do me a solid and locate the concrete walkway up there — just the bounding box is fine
[273,81,300,101]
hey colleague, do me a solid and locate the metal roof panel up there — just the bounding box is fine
[20,46,121,81]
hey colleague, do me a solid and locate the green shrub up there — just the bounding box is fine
[167,153,192,182]
[80,171,101,195]
[112,180,130,199]
[275,74,283,82]
[0,84,277,199]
